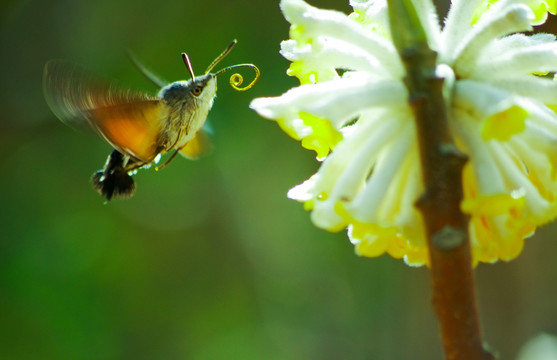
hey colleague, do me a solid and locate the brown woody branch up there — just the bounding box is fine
[387,1,495,359]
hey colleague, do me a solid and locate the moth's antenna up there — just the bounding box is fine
[205,39,237,74]
[182,53,195,80]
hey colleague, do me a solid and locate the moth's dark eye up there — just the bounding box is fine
[192,86,203,96]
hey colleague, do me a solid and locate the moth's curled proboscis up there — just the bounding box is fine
[215,64,260,91]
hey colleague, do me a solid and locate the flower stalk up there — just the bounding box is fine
[388,0,493,359]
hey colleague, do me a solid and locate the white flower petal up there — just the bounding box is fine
[473,42,557,78]
[280,0,403,77]
[251,76,408,129]
[440,0,484,62]
[489,141,554,217]
[345,122,414,220]
[349,0,389,34]
[452,111,507,195]
[280,38,390,77]
[454,80,518,120]
[486,77,557,105]
[453,4,535,75]
[315,112,406,202]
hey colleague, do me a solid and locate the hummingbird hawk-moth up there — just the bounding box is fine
[43,40,259,201]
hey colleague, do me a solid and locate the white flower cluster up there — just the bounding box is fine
[251,0,557,266]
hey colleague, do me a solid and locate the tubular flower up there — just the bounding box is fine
[250,0,557,266]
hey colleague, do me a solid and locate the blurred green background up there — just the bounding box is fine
[1,0,556,359]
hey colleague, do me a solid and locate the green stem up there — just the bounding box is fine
[387,1,495,359]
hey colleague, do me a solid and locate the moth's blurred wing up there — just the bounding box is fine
[179,128,213,160]
[43,60,164,162]
[90,101,164,162]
